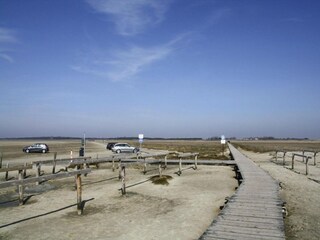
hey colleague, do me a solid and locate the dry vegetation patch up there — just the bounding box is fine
[232,140,320,153]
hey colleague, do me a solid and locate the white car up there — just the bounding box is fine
[111,143,139,154]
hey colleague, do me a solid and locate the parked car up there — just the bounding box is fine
[111,143,139,154]
[106,142,117,150]
[23,143,49,153]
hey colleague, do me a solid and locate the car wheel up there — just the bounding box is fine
[133,149,138,153]
[26,149,29,153]
[42,149,46,153]
[116,149,121,154]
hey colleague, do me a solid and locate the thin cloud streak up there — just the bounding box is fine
[0,52,14,63]
[86,0,170,36]
[0,27,17,63]
[0,27,17,43]
[72,33,190,82]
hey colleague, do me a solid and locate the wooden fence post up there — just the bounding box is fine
[0,152,3,168]
[283,152,286,163]
[164,155,167,169]
[275,151,278,162]
[23,162,27,178]
[52,152,57,174]
[120,165,126,195]
[143,158,147,174]
[5,163,9,181]
[36,163,41,185]
[291,155,295,170]
[306,157,309,175]
[314,152,317,166]
[18,170,24,206]
[118,159,122,179]
[76,173,83,215]
[178,157,182,175]
[194,154,198,170]
[159,161,162,177]
[112,156,115,172]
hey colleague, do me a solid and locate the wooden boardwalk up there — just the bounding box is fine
[200,143,285,240]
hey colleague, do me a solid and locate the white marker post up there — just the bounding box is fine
[221,135,226,156]
[138,134,144,152]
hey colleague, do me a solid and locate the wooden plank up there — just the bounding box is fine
[217,214,284,225]
[221,210,283,219]
[203,230,284,240]
[215,219,284,230]
[33,156,91,165]
[0,169,91,188]
[210,224,285,238]
[201,229,283,240]
[0,164,32,173]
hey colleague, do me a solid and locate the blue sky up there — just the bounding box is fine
[1,0,320,139]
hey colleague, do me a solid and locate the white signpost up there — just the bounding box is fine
[221,135,226,145]
[138,134,144,151]
[220,135,226,156]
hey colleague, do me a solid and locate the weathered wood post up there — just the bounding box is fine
[83,159,89,177]
[306,157,309,175]
[112,156,115,172]
[143,158,147,174]
[194,154,198,170]
[23,162,27,178]
[120,165,126,195]
[178,157,182,175]
[283,152,286,164]
[164,155,167,169]
[36,163,41,185]
[76,173,83,215]
[18,170,24,206]
[52,152,57,174]
[158,161,162,177]
[314,152,317,166]
[118,159,122,179]
[0,152,3,168]
[275,151,278,162]
[5,163,9,181]
[291,154,295,170]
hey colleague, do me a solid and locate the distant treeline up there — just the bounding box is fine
[242,137,310,140]
[0,136,311,141]
[0,136,203,141]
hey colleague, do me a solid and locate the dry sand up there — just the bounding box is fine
[0,161,237,239]
[3,141,318,239]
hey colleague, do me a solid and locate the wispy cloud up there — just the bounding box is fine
[0,53,14,63]
[0,27,17,63]
[72,33,190,82]
[86,0,169,36]
[0,27,17,43]
[282,17,304,23]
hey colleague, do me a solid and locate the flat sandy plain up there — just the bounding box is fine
[1,140,320,240]
[0,140,237,240]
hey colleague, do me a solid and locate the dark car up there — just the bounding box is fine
[23,143,49,153]
[106,142,117,150]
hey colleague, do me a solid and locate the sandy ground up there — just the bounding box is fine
[3,141,318,239]
[0,158,237,239]
[240,149,320,240]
